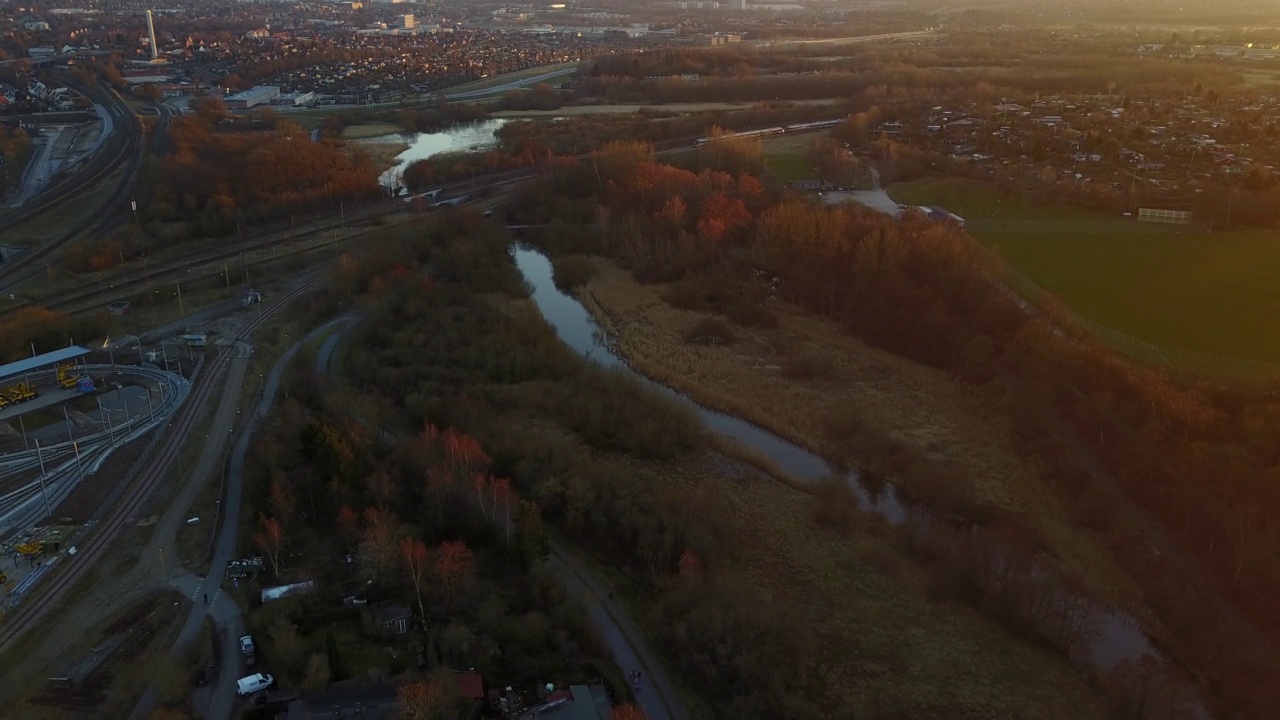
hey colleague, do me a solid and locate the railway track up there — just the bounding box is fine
[0,78,155,294]
[0,276,321,652]
[0,122,795,316]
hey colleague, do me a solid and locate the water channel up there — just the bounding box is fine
[509,244,1210,717]
[367,118,509,191]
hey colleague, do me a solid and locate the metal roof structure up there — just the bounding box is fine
[0,346,90,381]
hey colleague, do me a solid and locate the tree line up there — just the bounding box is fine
[323,214,823,720]
[503,141,1280,717]
[142,98,384,238]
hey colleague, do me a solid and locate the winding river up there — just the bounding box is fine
[509,244,1210,718]
[366,118,508,191]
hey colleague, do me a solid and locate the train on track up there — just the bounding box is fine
[693,119,843,147]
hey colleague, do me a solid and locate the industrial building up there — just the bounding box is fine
[224,85,281,109]
[272,91,316,107]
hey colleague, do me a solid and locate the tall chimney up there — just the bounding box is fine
[146,10,158,60]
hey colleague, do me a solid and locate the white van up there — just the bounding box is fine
[236,672,274,696]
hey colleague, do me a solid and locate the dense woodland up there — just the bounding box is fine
[319,217,822,720]
[496,140,1280,717]
[142,98,383,239]
[241,345,625,715]
[0,306,104,363]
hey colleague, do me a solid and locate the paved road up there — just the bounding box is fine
[127,339,251,720]
[316,314,688,720]
[129,314,347,720]
[548,546,684,720]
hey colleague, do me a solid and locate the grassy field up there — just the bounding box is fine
[571,262,1113,716]
[891,179,1280,365]
[986,228,1280,362]
[765,153,814,181]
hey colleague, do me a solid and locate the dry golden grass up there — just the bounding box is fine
[348,141,409,175]
[762,128,830,155]
[644,456,1106,718]
[340,122,404,139]
[579,258,1141,606]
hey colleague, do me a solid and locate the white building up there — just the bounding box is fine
[271,91,316,107]
[224,85,281,109]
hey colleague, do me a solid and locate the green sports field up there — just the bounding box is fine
[891,179,1280,366]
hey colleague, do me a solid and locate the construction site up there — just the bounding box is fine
[0,343,193,609]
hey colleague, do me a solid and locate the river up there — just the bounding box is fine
[509,244,1211,718]
[366,119,508,191]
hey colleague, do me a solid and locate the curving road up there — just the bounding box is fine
[129,312,355,720]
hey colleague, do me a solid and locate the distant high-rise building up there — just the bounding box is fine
[731,0,747,9]
[399,13,415,29]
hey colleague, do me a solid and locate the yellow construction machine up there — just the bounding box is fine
[6,382,35,403]
[57,361,82,389]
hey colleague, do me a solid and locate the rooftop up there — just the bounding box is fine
[0,346,90,381]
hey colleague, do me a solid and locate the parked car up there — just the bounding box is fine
[240,635,256,665]
[236,672,274,696]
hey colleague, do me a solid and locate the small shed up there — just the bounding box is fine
[367,602,412,635]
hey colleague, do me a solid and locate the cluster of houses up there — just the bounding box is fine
[0,78,80,112]
[1137,43,1280,61]
[875,91,1278,205]
[226,556,619,720]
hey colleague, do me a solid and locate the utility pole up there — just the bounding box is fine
[34,439,52,519]
[99,396,116,448]
[176,283,184,318]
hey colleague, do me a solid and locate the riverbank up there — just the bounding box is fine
[491,293,1109,718]
[573,257,1141,607]
[340,122,404,139]
[346,140,409,176]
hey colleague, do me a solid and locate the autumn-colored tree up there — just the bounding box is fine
[254,515,285,577]
[337,505,360,545]
[433,541,475,605]
[399,679,451,720]
[301,652,331,693]
[359,506,402,576]
[401,537,431,625]
[444,429,489,481]
[611,705,647,720]
[696,192,752,244]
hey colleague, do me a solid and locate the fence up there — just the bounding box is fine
[1001,266,1280,378]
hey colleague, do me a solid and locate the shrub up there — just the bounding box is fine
[780,352,834,380]
[551,254,598,291]
[723,301,776,328]
[683,318,736,346]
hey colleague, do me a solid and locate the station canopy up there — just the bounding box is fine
[0,345,90,382]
